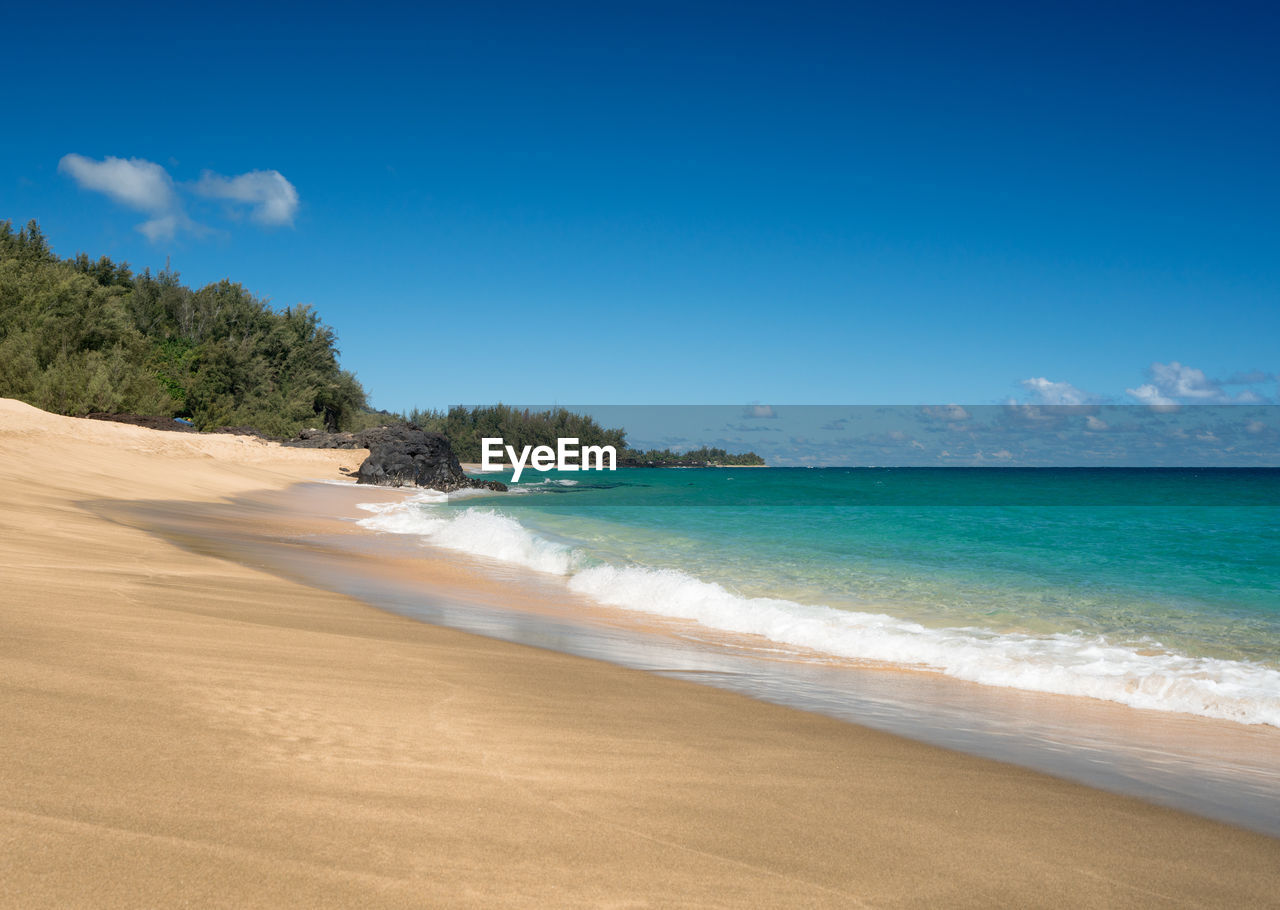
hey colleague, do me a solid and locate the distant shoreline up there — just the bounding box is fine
[461,462,768,473]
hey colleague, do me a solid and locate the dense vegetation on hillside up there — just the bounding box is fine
[405,405,764,467]
[0,220,369,435]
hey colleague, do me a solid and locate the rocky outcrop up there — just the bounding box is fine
[356,425,503,491]
[288,424,506,493]
[86,413,198,432]
[283,428,363,449]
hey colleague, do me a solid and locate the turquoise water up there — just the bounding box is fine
[357,468,1280,725]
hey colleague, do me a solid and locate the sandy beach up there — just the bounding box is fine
[2,399,1278,908]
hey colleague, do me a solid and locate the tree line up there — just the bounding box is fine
[0,220,369,436]
[403,405,764,466]
[403,405,627,463]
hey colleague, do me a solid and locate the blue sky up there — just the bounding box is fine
[2,0,1277,414]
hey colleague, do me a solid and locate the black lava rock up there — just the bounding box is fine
[284,423,505,493]
[282,428,363,449]
[349,426,509,492]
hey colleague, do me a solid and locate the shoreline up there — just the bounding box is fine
[3,400,1278,906]
[110,479,1280,837]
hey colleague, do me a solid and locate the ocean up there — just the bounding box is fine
[357,467,1280,727]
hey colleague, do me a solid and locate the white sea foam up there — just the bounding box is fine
[446,485,511,501]
[503,477,580,494]
[356,490,448,513]
[358,496,579,575]
[356,498,1280,727]
[569,565,1280,726]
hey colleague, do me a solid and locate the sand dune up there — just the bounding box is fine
[1,398,1276,908]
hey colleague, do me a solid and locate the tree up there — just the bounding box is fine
[0,220,372,434]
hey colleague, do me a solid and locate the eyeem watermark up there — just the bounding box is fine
[481,437,617,482]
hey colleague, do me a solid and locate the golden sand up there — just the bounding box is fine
[1,399,1276,908]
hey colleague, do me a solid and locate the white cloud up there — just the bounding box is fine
[1085,415,1108,431]
[137,214,185,243]
[1001,402,1057,422]
[58,153,176,213]
[1124,383,1178,408]
[58,153,299,241]
[1126,361,1271,405]
[1148,361,1220,400]
[193,169,299,226]
[922,404,969,422]
[1020,376,1093,405]
[58,153,195,240]
[742,404,777,419]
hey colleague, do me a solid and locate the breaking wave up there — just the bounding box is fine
[356,495,1280,727]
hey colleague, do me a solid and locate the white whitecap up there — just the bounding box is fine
[356,498,1280,727]
[358,501,579,575]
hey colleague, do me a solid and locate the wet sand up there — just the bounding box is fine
[2,398,1278,908]
[98,481,1280,838]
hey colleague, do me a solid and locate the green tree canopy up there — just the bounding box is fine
[0,220,369,435]
[403,404,763,467]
